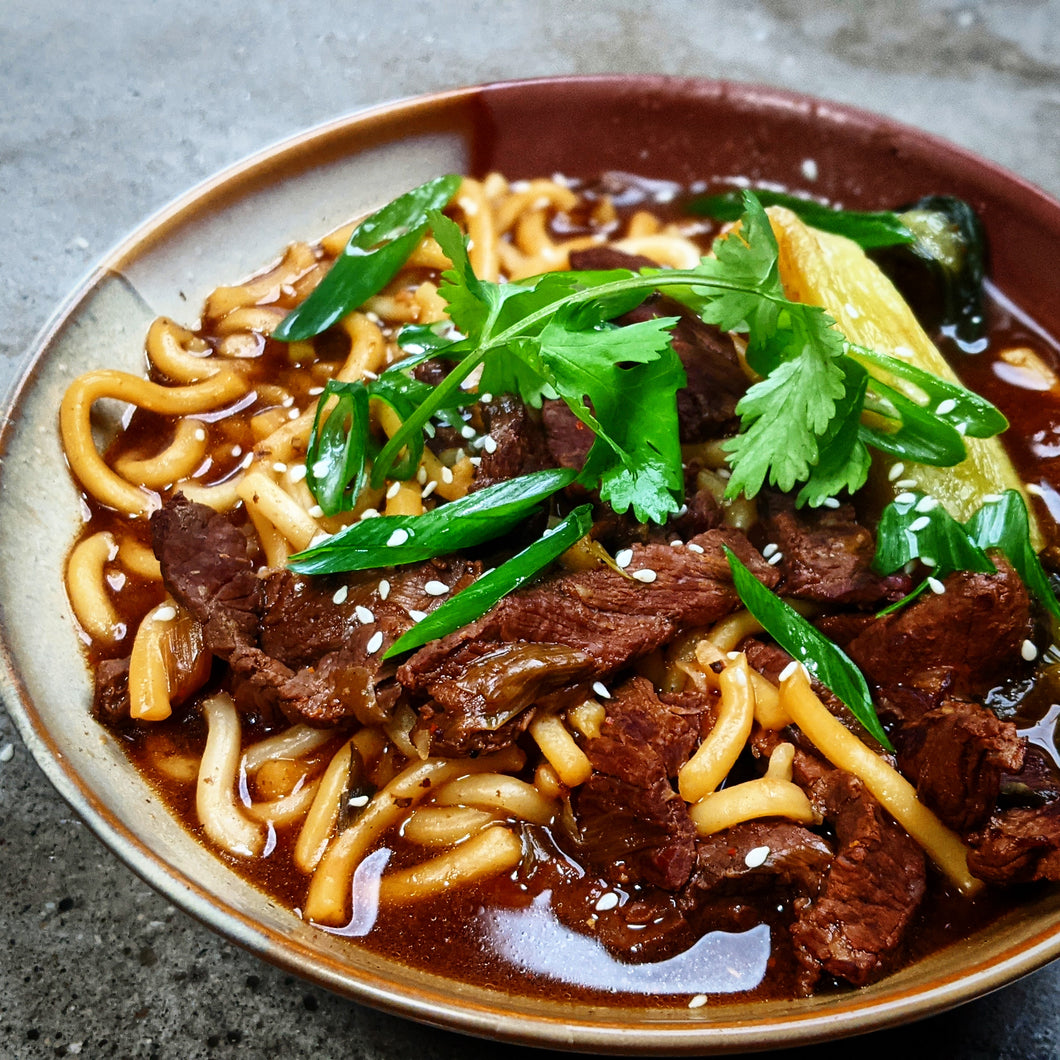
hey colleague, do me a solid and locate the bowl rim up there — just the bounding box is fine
[5,73,1060,1054]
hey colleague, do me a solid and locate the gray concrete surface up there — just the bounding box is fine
[4,1,1060,1057]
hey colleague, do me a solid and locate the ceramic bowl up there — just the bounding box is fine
[5,75,1060,1054]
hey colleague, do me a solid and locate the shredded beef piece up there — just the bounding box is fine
[835,562,1033,700]
[1000,745,1060,808]
[92,657,131,726]
[791,770,926,990]
[230,558,478,728]
[469,395,551,490]
[541,399,595,470]
[897,698,1024,832]
[758,493,910,606]
[968,803,1060,884]
[399,531,777,741]
[569,677,710,890]
[691,821,833,899]
[568,247,659,272]
[151,493,261,657]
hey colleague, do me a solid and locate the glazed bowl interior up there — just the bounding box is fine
[5,76,1060,1054]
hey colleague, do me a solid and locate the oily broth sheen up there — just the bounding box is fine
[76,175,1060,1005]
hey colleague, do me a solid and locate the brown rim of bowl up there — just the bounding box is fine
[4,75,1060,1054]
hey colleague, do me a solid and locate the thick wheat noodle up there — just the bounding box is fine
[204,242,317,320]
[678,652,755,803]
[689,742,819,835]
[113,418,208,489]
[214,305,289,336]
[117,536,162,580]
[128,600,209,721]
[528,713,592,787]
[196,693,265,857]
[66,531,120,640]
[335,313,388,380]
[304,746,524,925]
[697,637,788,728]
[432,773,558,825]
[293,740,354,874]
[706,610,765,653]
[144,318,214,383]
[244,777,321,826]
[509,211,603,278]
[60,369,247,515]
[533,760,565,800]
[566,699,606,740]
[384,479,424,517]
[779,665,981,894]
[401,805,498,847]
[456,178,500,282]
[173,475,244,513]
[411,280,448,323]
[615,234,702,269]
[242,725,333,774]
[493,179,579,234]
[237,467,320,551]
[376,827,523,903]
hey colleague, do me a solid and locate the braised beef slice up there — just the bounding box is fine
[469,394,551,491]
[791,770,926,990]
[151,493,261,657]
[230,558,479,728]
[968,803,1060,884]
[569,677,709,890]
[897,698,1024,832]
[690,821,833,900]
[835,563,1033,700]
[399,530,777,717]
[758,493,910,606]
[541,399,595,470]
[92,657,131,726]
[1000,745,1060,808]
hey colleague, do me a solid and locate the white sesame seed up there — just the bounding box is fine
[421,480,438,499]
[921,556,937,567]
[762,542,779,559]
[355,605,375,624]
[272,462,287,474]
[888,462,906,482]
[744,845,771,869]
[594,892,619,912]
[311,459,329,478]
[768,552,784,566]
[479,392,493,403]
[779,660,800,682]
[424,580,449,596]
[309,505,324,519]
[483,435,498,454]
[408,609,428,622]
[441,466,454,484]
[915,496,938,513]
[153,605,177,622]
[1022,639,1039,662]
[332,586,349,605]
[194,427,206,442]
[893,345,915,359]
[359,508,380,520]
[822,497,840,509]
[469,456,481,466]
[801,157,818,181]
[909,516,931,533]
[309,532,331,548]
[307,386,324,396]
[416,466,428,485]
[615,548,634,569]
[895,492,917,505]
[895,479,918,490]
[936,398,958,416]
[366,630,384,654]
[688,994,708,1010]
[386,480,402,500]
[928,577,945,594]
[687,543,705,554]
[282,395,295,407]
[231,445,242,457]
[289,464,307,483]
[378,579,390,600]
[844,302,860,319]
[288,408,300,420]
[670,539,684,548]
[387,528,410,547]
[592,681,612,700]
[458,424,475,440]
[348,794,370,808]
[424,422,436,439]
[632,568,657,583]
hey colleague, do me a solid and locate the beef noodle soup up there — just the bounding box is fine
[60,171,1060,1004]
